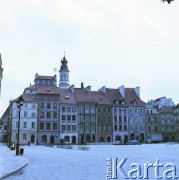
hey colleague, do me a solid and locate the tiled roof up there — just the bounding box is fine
[125,88,146,106]
[74,88,111,105]
[12,94,37,103]
[104,88,124,104]
[59,89,77,104]
[36,85,61,95]
[158,105,174,114]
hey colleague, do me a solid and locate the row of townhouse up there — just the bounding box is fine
[0,55,178,144]
[1,82,178,145]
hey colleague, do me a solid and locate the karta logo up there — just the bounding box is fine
[106,158,178,179]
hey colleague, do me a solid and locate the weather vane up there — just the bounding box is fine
[162,0,174,4]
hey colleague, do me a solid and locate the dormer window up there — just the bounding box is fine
[65,96,69,99]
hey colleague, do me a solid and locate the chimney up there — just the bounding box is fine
[119,85,125,98]
[85,86,91,92]
[99,86,106,94]
[69,85,75,93]
[134,87,140,98]
[81,82,84,89]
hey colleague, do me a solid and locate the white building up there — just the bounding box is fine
[11,94,38,145]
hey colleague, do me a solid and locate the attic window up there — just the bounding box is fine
[65,96,69,99]
[100,98,103,101]
[46,89,51,92]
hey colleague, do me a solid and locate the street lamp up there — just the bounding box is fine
[16,95,24,155]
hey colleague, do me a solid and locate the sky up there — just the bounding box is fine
[0,0,179,116]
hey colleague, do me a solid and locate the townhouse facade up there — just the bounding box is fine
[11,94,38,145]
[59,87,78,144]
[159,106,176,142]
[145,103,162,142]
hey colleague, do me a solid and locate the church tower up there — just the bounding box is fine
[0,54,3,95]
[59,55,70,89]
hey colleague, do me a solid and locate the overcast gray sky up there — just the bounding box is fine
[0,0,179,116]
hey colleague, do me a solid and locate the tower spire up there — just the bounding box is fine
[59,53,70,89]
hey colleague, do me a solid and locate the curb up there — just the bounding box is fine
[0,158,29,180]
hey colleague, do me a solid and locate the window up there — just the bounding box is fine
[40,112,44,118]
[32,104,36,108]
[103,108,106,113]
[86,126,90,132]
[62,107,66,112]
[67,125,71,132]
[62,125,66,131]
[53,103,57,109]
[103,126,106,131]
[124,116,127,123]
[32,122,35,129]
[80,108,83,114]
[24,111,27,117]
[62,115,66,121]
[80,125,84,132]
[108,115,111,121]
[23,133,26,140]
[40,123,44,130]
[114,108,117,114]
[91,116,95,123]
[53,112,57,119]
[155,126,158,131]
[72,125,76,131]
[119,116,122,123]
[46,123,51,130]
[40,103,44,109]
[72,115,76,121]
[108,108,111,113]
[98,125,101,131]
[85,107,89,114]
[47,112,51,118]
[148,126,151,132]
[98,108,101,113]
[124,125,127,130]
[91,125,95,132]
[53,123,57,130]
[72,107,76,112]
[114,116,117,123]
[85,117,90,123]
[67,107,71,112]
[114,125,117,131]
[32,113,36,117]
[42,135,47,142]
[67,115,71,121]
[47,103,51,109]
[91,108,95,114]
[119,125,122,131]
[23,122,27,128]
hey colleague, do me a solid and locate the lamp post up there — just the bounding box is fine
[16,95,24,155]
